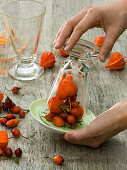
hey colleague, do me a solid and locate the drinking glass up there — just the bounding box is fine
[45,39,99,117]
[2,0,46,80]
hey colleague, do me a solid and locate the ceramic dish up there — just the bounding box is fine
[30,98,96,134]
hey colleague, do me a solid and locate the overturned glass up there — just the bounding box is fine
[41,39,99,129]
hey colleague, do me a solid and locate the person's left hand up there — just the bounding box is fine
[63,101,127,148]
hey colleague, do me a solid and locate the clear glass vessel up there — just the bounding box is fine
[46,39,99,118]
[2,0,46,80]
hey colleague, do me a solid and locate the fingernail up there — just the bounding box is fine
[101,54,106,62]
[64,133,71,141]
[53,39,57,45]
[55,41,59,48]
[64,45,69,51]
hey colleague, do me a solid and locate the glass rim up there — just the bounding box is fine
[2,0,46,19]
[63,39,99,60]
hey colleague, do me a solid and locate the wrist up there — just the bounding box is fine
[116,101,127,132]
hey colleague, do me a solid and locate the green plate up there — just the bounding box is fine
[30,98,96,134]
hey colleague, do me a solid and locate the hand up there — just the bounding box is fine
[64,101,127,148]
[54,0,127,62]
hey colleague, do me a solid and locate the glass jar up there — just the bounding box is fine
[45,39,99,121]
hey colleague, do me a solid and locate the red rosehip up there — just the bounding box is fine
[3,103,9,111]
[0,118,7,125]
[53,155,64,165]
[11,102,16,108]
[12,87,21,94]
[6,114,16,120]
[15,148,22,157]
[5,97,13,108]
[6,119,19,128]
[67,115,75,124]
[2,97,16,110]
[59,113,67,119]
[19,110,25,118]
[0,106,2,113]
[11,106,21,114]
[11,129,20,137]
[45,113,55,121]
[53,116,64,127]
[4,147,13,157]
[0,148,3,156]
[0,92,3,102]
[11,129,28,139]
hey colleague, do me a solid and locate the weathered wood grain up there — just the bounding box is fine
[0,0,127,170]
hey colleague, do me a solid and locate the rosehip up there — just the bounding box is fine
[77,105,84,121]
[11,102,16,108]
[70,95,77,101]
[0,92,3,102]
[15,148,22,157]
[5,97,13,108]
[70,107,81,117]
[6,119,19,128]
[11,129,20,137]
[4,147,12,157]
[3,97,15,110]
[3,103,9,111]
[0,118,7,125]
[5,96,12,104]
[0,149,3,156]
[71,101,79,108]
[6,114,16,120]
[12,87,21,94]
[59,113,67,119]
[45,113,55,121]
[67,115,75,124]
[19,110,25,118]
[0,106,2,113]
[11,129,28,139]
[53,116,64,127]
[11,106,21,114]
[53,155,64,165]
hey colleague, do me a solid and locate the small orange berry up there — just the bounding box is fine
[53,116,64,127]
[67,115,75,124]
[53,155,64,165]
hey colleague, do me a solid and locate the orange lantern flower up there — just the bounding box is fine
[57,74,78,100]
[65,75,73,81]
[94,36,104,47]
[105,52,126,70]
[58,48,69,57]
[0,131,8,149]
[40,51,56,68]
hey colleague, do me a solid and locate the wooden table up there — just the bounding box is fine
[0,0,127,169]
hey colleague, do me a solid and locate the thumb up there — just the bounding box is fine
[64,128,89,145]
[99,29,119,62]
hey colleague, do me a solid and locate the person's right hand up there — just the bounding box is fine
[54,0,127,62]
[63,101,127,148]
